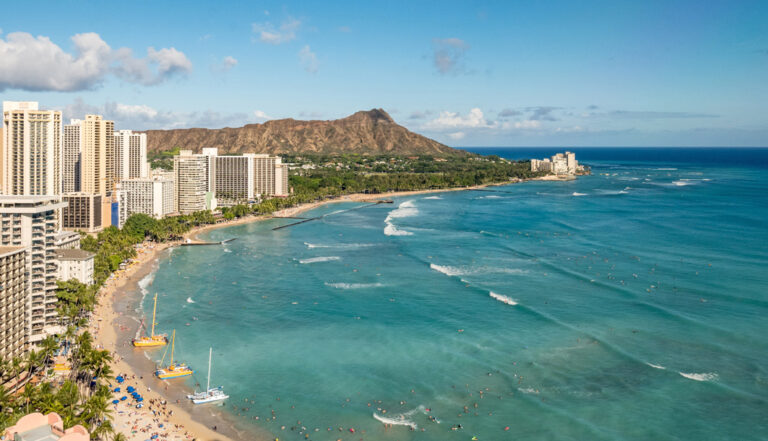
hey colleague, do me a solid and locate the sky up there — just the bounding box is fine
[1,0,767,147]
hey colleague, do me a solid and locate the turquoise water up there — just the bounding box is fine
[143,149,768,441]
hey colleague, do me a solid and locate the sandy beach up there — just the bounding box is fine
[92,179,552,440]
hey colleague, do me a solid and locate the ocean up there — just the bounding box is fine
[136,147,768,440]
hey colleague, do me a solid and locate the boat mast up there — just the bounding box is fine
[151,294,158,337]
[207,347,212,392]
[170,330,175,366]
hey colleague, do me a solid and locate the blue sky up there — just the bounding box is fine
[1,0,767,146]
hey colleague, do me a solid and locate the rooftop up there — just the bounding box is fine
[54,249,95,261]
[0,245,26,258]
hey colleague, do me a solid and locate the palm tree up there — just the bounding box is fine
[112,432,127,441]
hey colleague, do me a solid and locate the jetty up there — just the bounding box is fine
[272,200,391,231]
[181,238,237,246]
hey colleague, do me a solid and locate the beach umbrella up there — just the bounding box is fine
[137,397,144,402]
[120,396,127,401]
[126,386,134,392]
[112,400,119,405]
[114,388,121,392]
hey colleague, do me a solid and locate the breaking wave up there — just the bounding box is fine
[430,263,528,277]
[646,363,666,370]
[373,405,426,429]
[186,297,195,304]
[423,196,442,200]
[489,291,518,306]
[304,242,376,249]
[299,256,341,264]
[572,192,587,197]
[324,282,385,290]
[679,372,718,382]
[384,200,418,236]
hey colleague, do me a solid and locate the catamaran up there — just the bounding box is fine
[132,294,168,347]
[187,347,229,404]
[155,330,193,379]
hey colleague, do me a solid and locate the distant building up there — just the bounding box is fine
[174,150,213,214]
[531,151,582,175]
[0,246,27,359]
[114,130,148,181]
[111,189,128,229]
[123,178,175,218]
[2,102,62,196]
[0,196,67,342]
[55,249,95,285]
[214,154,254,205]
[80,115,115,197]
[61,193,103,233]
[62,120,82,193]
[3,412,89,441]
[253,154,279,197]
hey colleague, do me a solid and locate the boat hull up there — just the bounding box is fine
[155,365,193,379]
[132,336,168,347]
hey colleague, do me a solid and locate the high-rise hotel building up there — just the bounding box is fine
[2,102,62,196]
[114,130,148,181]
[0,196,67,343]
[62,120,82,193]
[123,178,175,219]
[0,245,27,359]
[79,115,115,197]
[174,150,213,214]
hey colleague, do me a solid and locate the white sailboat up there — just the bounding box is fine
[187,347,229,404]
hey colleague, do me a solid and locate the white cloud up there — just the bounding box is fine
[432,38,470,74]
[298,45,318,73]
[252,18,300,45]
[61,98,264,130]
[502,120,542,130]
[0,31,192,91]
[448,131,466,140]
[422,108,495,131]
[253,110,272,120]
[222,56,238,70]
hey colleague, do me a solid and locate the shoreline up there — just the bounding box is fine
[92,176,572,440]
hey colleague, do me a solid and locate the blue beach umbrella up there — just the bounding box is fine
[120,396,127,401]
[112,400,119,405]
[114,387,121,392]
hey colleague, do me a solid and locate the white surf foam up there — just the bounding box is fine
[372,406,425,429]
[489,291,518,305]
[304,242,376,249]
[430,263,464,276]
[646,363,666,370]
[430,263,528,277]
[324,282,384,290]
[136,272,156,310]
[384,200,418,236]
[679,372,718,382]
[299,256,341,264]
[672,180,692,186]
[572,192,587,197]
[480,195,503,199]
[655,167,677,171]
[186,297,195,304]
[423,196,442,200]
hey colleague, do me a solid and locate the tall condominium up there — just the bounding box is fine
[215,154,254,205]
[252,154,289,197]
[114,130,148,181]
[0,196,67,343]
[80,114,115,196]
[531,151,582,175]
[123,178,175,219]
[2,102,62,196]
[0,246,27,359]
[62,120,82,193]
[174,150,213,214]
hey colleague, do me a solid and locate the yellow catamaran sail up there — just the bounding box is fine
[132,294,168,347]
[155,330,193,379]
